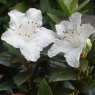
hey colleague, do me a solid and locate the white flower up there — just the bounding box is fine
[1,8,55,61]
[48,12,95,68]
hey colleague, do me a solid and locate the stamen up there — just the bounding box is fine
[72,31,74,34]
[25,34,27,36]
[37,26,39,28]
[19,24,22,28]
[65,31,68,33]
[34,30,36,33]
[78,32,80,35]
[28,35,30,38]
[63,30,67,34]
[19,33,20,35]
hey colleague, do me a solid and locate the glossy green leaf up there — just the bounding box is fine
[64,81,75,90]
[70,0,78,13]
[38,79,52,95]
[3,42,22,57]
[40,0,51,13]
[49,68,78,82]
[88,42,95,65]
[55,87,74,95]
[63,0,72,8]
[0,52,12,66]
[12,2,28,12]
[0,0,7,4]
[73,80,95,95]
[75,0,90,12]
[18,84,29,93]
[54,80,75,95]
[47,13,60,23]
[0,80,16,91]
[49,22,56,31]
[0,52,23,67]
[13,70,32,86]
[57,0,71,16]
[2,42,25,66]
[80,59,89,72]
[51,9,65,17]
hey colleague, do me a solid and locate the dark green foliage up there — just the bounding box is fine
[0,0,95,95]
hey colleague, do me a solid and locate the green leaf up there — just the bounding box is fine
[64,81,75,90]
[63,0,72,8]
[57,0,71,16]
[3,42,22,57]
[13,70,32,86]
[12,2,28,12]
[40,0,51,13]
[0,80,16,91]
[51,9,65,17]
[88,42,95,65]
[70,0,78,13]
[0,0,7,4]
[80,59,89,72]
[73,80,95,95]
[18,84,29,93]
[49,22,56,31]
[75,0,90,12]
[0,52,23,67]
[0,52,12,66]
[49,68,78,82]
[55,87,74,95]
[38,79,52,95]
[47,13,60,23]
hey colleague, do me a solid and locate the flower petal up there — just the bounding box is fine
[48,39,75,57]
[26,8,42,26]
[20,27,55,61]
[20,43,41,61]
[36,27,56,44]
[1,29,24,48]
[69,12,82,28]
[80,24,95,41]
[64,47,83,68]
[56,21,72,38]
[8,10,24,29]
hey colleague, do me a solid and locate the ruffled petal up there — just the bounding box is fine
[1,29,24,48]
[69,12,82,28]
[36,27,56,45]
[8,10,24,29]
[26,8,42,26]
[64,47,83,68]
[20,42,41,61]
[56,21,72,38]
[20,27,56,61]
[48,39,75,57]
[80,24,95,41]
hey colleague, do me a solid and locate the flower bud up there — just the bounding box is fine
[81,39,92,59]
[86,39,92,51]
[81,51,87,59]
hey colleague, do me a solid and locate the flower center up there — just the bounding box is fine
[63,29,83,48]
[18,32,34,42]
[18,20,39,42]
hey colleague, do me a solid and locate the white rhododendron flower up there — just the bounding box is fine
[1,8,55,61]
[48,12,95,68]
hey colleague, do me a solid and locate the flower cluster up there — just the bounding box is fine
[1,8,95,68]
[1,8,55,62]
[48,12,95,68]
